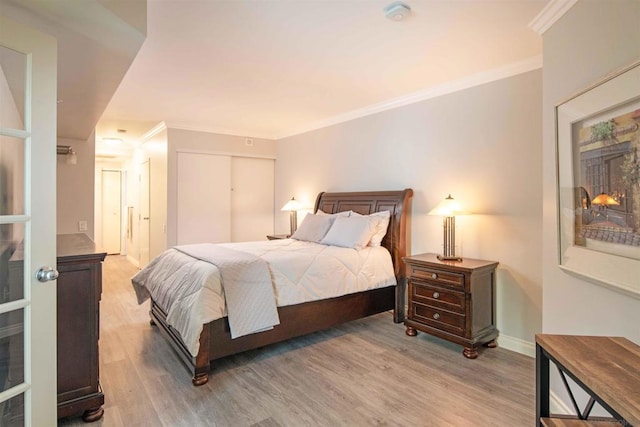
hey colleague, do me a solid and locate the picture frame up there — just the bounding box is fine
[556,60,640,299]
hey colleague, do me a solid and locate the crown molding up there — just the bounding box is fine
[529,0,578,35]
[163,121,276,140]
[276,55,543,140]
[140,121,167,142]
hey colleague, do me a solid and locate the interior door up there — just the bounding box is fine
[139,160,150,268]
[101,169,121,254]
[0,16,58,426]
[176,152,231,244]
[231,157,275,241]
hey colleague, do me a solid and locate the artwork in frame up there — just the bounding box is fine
[556,60,640,299]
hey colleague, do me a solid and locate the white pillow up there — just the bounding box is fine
[351,210,391,246]
[320,215,378,249]
[291,213,335,243]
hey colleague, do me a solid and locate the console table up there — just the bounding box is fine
[536,334,640,426]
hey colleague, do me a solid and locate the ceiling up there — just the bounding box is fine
[0,0,146,147]
[2,0,548,157]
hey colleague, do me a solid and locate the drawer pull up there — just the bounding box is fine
[433,313,440,320]
[433,291,440,299]
[431,273,438,279]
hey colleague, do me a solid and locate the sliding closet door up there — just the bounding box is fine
[231,157,274,242]
[176,152,231,244]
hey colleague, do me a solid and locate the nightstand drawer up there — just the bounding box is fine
[411,303,465,335]
[410,280,465,314]
[408,265,465,289]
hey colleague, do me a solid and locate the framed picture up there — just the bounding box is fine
[556,60,640,299]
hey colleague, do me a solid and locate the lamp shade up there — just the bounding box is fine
[591,193,619,206]
[428,194,468,217]
[281,197,302,211]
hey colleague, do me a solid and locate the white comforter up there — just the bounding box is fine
[132,239,397,356]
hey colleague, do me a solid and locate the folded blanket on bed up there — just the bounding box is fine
[174,244,280,340]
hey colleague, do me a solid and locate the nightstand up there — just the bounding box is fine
[403,253,498,359]
[267,234,290,240]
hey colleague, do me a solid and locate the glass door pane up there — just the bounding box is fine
[0,136,25,216]
[0,309,25,393]
[0,45,26,131]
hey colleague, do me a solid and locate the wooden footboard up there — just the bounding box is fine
[150,285,396,385]
[149,301,211,385]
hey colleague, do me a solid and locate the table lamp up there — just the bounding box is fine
[281,197,302,236]
[428,194,468,261]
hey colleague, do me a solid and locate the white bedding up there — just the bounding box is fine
[132,238,397,356]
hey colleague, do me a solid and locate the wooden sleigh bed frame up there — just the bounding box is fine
[149,189,413,385]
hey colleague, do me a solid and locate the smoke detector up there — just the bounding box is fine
[384,1,411,21]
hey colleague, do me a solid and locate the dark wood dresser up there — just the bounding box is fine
[56,233,106,422]
[403,253,499,358]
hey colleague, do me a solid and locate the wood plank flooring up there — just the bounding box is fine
[59,255,535,426]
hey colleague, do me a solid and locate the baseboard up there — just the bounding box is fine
[497,334,536,358]
[497,337,576,416]
[126,254,140,268]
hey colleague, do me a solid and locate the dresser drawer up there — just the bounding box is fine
[408,264,465,290]
[410,303,465,335]
[410,280,465,314]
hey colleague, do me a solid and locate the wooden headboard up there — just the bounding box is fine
[314,189,413,281]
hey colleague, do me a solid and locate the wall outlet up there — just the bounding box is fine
[78,220,88,232]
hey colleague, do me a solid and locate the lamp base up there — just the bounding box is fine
[437,254,462,262]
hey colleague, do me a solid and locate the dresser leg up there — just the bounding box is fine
[149,318,156,326]
[484,339,497,348]
[405,326,417,336]
[82,406,104,422]
[463,346,478,359]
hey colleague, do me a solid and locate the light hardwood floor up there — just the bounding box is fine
[59,255,535,427]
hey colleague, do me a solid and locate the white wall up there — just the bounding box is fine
[541,0,640,410]
[542,0,640,338]
[141,127,168,261]
[56,133,96,237]
[276,70,543,353]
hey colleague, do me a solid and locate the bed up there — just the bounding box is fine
[135,189,413,385]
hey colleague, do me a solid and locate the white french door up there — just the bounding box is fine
[0,16,58,426]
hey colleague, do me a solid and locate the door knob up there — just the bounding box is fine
[36,266,59,282]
